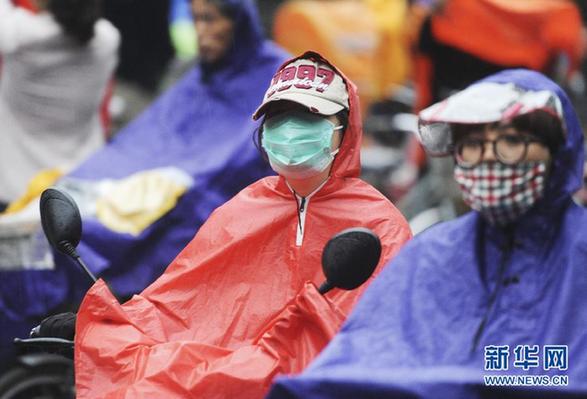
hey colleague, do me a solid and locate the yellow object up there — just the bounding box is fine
[364,0,411,94]
[96,170,189,236]
[273,0,410,114]
[3,169,63,214]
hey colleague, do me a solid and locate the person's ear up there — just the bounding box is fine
[331,130,343,151]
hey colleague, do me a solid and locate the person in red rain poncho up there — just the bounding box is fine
[72,51,412,398]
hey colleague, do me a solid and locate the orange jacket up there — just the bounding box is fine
[413,0,584,110]
[432,0,583,72]
[74,53,412,399]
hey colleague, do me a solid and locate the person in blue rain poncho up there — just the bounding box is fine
[267,69,587,398]
[57,0,289,298]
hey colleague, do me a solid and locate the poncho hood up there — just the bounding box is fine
[259,51,364,180]
[203,0,265,73]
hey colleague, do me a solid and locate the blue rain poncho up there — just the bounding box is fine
[64,0,289,297]
[268,70,587,398]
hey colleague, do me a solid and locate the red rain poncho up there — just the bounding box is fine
[74,53,412,399]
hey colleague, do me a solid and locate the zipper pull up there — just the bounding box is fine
[299,197,306,213]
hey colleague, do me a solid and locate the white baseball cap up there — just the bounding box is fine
[253,53,350,120]
[417,82,564,156]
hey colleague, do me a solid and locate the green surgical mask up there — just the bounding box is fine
[261,111,343,179]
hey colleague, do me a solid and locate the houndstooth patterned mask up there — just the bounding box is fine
[454,161,547,226]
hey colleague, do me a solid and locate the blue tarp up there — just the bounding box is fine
[267,70,587,398]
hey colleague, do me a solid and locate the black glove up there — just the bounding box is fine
[36,312,77,340]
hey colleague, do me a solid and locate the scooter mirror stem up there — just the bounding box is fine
[318,280,334,295]
[61,241,97,284]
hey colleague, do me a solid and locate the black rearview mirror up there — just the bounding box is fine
[40,188,82,255]
[319,227,382,295]
[40,188,96,283]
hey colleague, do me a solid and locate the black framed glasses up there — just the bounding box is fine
[454,134,546,168]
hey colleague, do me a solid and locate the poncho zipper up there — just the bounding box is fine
[289,179,329,247]
[471,234,515,352]
[296,196,308,246]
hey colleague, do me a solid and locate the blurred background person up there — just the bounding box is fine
[0,0,119,371]
[0,0,119,210]
[52,0,290,304]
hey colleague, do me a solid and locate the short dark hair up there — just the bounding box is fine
[254,108,350,161]
[510,110,565,154]
[451,109,565,155]
[48,0,101,45]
